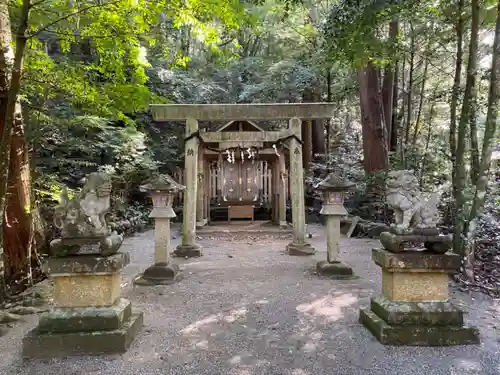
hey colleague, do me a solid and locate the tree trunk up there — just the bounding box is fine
[397,53,406,164]
[311,89,325,155]
[453,0,479,256]
[450,0,465,196]
[311,119,325,155]
[0,0,39,288]
[358,62,388,176]
[419,87,438,187]
[463,0,500,280]
[412,52,429,148]
[382,19,399,150]
[468,0,480,185]
[390,61,399,152]
[3,102,35,285]
[404,22,415,147]
[326,69,332,154]
[0,0,14,250]
[382,66,394,148]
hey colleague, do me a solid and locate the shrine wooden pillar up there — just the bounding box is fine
[174,118,202,258]
[204,158,210,224]
[278,148,287,227]
[196,145,206,228]
[272,158,280,224]
[286,117,315,255]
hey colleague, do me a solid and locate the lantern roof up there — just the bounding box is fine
[140,174,185,193]
[316,172,354,192]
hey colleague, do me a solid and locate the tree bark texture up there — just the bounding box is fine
[468,0,480,185]
[412,52,429,147]
[0,0,39,287]
[326,69,332,154]
[404,22,415,147]
[358,62,388,175]
[464,0,500,279]
[390,61,399,152]
[419,87,438,187]
[311,89,325,155]
[0,0,14,249]
[382,19,399,150]
[453,0,480,255]
[450,0,464,194]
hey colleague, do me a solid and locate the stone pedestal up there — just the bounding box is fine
[316,260,354,278]
[286,117,315,256]
[359,249,480,346]
[135,218,181,285]
[23,253,143,357]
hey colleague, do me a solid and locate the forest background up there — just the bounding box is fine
[0,0,498,297]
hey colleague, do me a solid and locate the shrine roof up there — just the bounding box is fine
[216,120,265,133]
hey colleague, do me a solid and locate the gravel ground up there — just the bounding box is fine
[0,225,499,375]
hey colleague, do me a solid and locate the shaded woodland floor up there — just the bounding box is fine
[0,225,499,375]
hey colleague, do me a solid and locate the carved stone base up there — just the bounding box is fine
[286,242,315,256]
[134,263,182,285]
[316,260,355,279]
[174,244,202,258]
[359,297,479,346]
[45,253,130,308]
[380,230,452,254]
[23,297,143,357]
[23,253,143,357]
[360,249,480,346]
[50,233,124,257]
[196,219,208,228]
[23,311,143,357]
[38,298,132,333]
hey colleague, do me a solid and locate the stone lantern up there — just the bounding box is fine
[135,174,185,285]
[315,172,355,278]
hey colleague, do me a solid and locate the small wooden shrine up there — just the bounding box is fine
[173,119,289,225]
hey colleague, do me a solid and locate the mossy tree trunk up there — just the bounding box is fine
[462,0,500,280]
[0,0,40,289]
[453,0,479,257]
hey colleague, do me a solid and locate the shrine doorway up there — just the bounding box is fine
[173,119,289,224]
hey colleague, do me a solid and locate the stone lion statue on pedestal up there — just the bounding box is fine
[380,170,451,253]
[51,172,123,257]
[386,170,440,232]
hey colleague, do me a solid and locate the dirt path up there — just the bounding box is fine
[1,225,499,375]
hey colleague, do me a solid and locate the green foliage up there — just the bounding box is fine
[13,0,256,215]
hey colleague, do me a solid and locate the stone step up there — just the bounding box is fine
[359,308,480,346]
[23,311,143,358]
[369,296,464,327]
[37,298,132,333]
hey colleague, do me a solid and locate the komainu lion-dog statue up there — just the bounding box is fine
[380,170,452,254]
[50,172,123,257]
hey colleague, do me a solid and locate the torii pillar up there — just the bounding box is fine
[174,118,202,258]
[286,117,315,256]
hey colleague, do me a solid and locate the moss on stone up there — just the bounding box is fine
[23,311,143,358]
[370,296,464,326]
[360,308,480,346]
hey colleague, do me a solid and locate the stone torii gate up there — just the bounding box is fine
[150,103,335,257]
